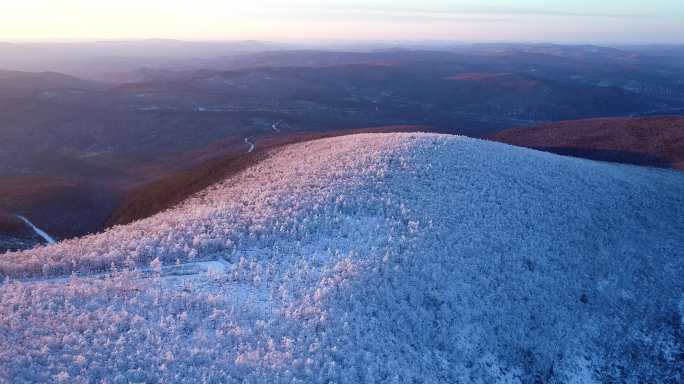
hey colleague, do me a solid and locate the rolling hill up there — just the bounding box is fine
[0,70,100,98]
[3,45,684,249]
[1,133,682,383]
[0,126,421,253]
[104,126,422,228]
[490,116,684,170]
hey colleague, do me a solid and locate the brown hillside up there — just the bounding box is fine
[489,116,684,170]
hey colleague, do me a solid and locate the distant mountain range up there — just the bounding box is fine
[1,44,683,251]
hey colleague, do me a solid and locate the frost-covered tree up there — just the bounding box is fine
[1,133,683,382]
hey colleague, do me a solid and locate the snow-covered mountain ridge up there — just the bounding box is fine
[1,133,682,383]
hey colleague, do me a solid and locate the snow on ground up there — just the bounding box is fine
[1,133,683,383]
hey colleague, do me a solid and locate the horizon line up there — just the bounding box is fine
[2,38,683,47]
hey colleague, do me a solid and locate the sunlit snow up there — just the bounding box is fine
[1,133,682,383]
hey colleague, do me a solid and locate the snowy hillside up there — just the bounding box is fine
[1,133,683,383]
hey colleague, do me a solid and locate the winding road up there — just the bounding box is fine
[16,215,56,245]
[244,137,256,153]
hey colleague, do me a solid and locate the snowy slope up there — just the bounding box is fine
[1,133,683,383]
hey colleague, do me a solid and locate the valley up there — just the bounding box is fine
[2,44,684,251]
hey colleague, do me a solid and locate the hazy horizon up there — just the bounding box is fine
[2,1,683,44]
[2,38,684,47]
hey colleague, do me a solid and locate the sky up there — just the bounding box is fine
[1,0,683,44]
